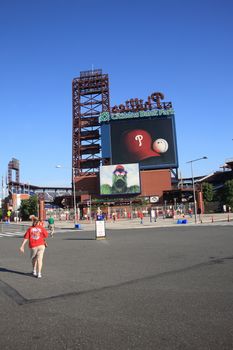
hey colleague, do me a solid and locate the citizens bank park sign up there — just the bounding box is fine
[99,92,174,123]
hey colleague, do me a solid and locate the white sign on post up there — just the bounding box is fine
[95,220,106,239]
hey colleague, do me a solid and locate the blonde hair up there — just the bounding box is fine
[31,216,39,226]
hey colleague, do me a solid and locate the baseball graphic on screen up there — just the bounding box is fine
[153,138,168,153]
[123,129,160,161]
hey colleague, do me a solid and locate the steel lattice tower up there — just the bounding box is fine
[8,158,20,193]
[72,69,110,179]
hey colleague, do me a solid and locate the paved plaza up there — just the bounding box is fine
[0,222,233,349]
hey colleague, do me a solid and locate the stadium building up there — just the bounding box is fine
[71,69,179,217]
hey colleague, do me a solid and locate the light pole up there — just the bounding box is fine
[89,194,92,222]
[56,165,77,227]
[72,167,77,226]
[186,156,207,223]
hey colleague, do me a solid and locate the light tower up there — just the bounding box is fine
[72,69,110,179]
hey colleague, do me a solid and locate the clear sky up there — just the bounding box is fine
[1,0,233,189]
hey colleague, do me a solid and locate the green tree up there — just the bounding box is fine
[221,180,233,208]
[202,182,214,202]
[19,195,38,220]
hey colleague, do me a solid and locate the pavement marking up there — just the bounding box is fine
[0,279,26,305]
[1,255,232,306]
[0,232,24,238]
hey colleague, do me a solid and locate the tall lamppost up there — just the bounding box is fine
[186,156,207,223]
[56,165,77,227]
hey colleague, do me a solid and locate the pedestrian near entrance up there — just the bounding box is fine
[19,217,48,278]
[150,209,157,222]
[48,215,55,237]
[139,211,143,224]
[112,212,116,222]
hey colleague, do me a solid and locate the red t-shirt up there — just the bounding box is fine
[24,225,48,248]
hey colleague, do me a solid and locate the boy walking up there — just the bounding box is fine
[48,215,55,237]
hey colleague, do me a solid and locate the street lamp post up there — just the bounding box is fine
[56,165,78,227]
[72,167,77,227]
[89,194,92,222]
[186,156,207,223]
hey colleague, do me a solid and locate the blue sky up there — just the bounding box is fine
[0,0,233,189]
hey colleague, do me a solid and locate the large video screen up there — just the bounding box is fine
[100,163,141,195]
[110,116,178,170]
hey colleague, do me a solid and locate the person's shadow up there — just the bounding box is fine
[0,267,33,277]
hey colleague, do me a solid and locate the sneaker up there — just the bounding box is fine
[32,271,37,277]
[37,273,42,278]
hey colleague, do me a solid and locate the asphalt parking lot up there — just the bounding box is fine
[0,225,233,349]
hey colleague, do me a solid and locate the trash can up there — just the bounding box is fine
[75,223,81,229]
[177,219,187,224]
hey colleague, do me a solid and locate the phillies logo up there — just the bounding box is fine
[135,135,143,146]
[123,129,160,161]
[123,129,169,162]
